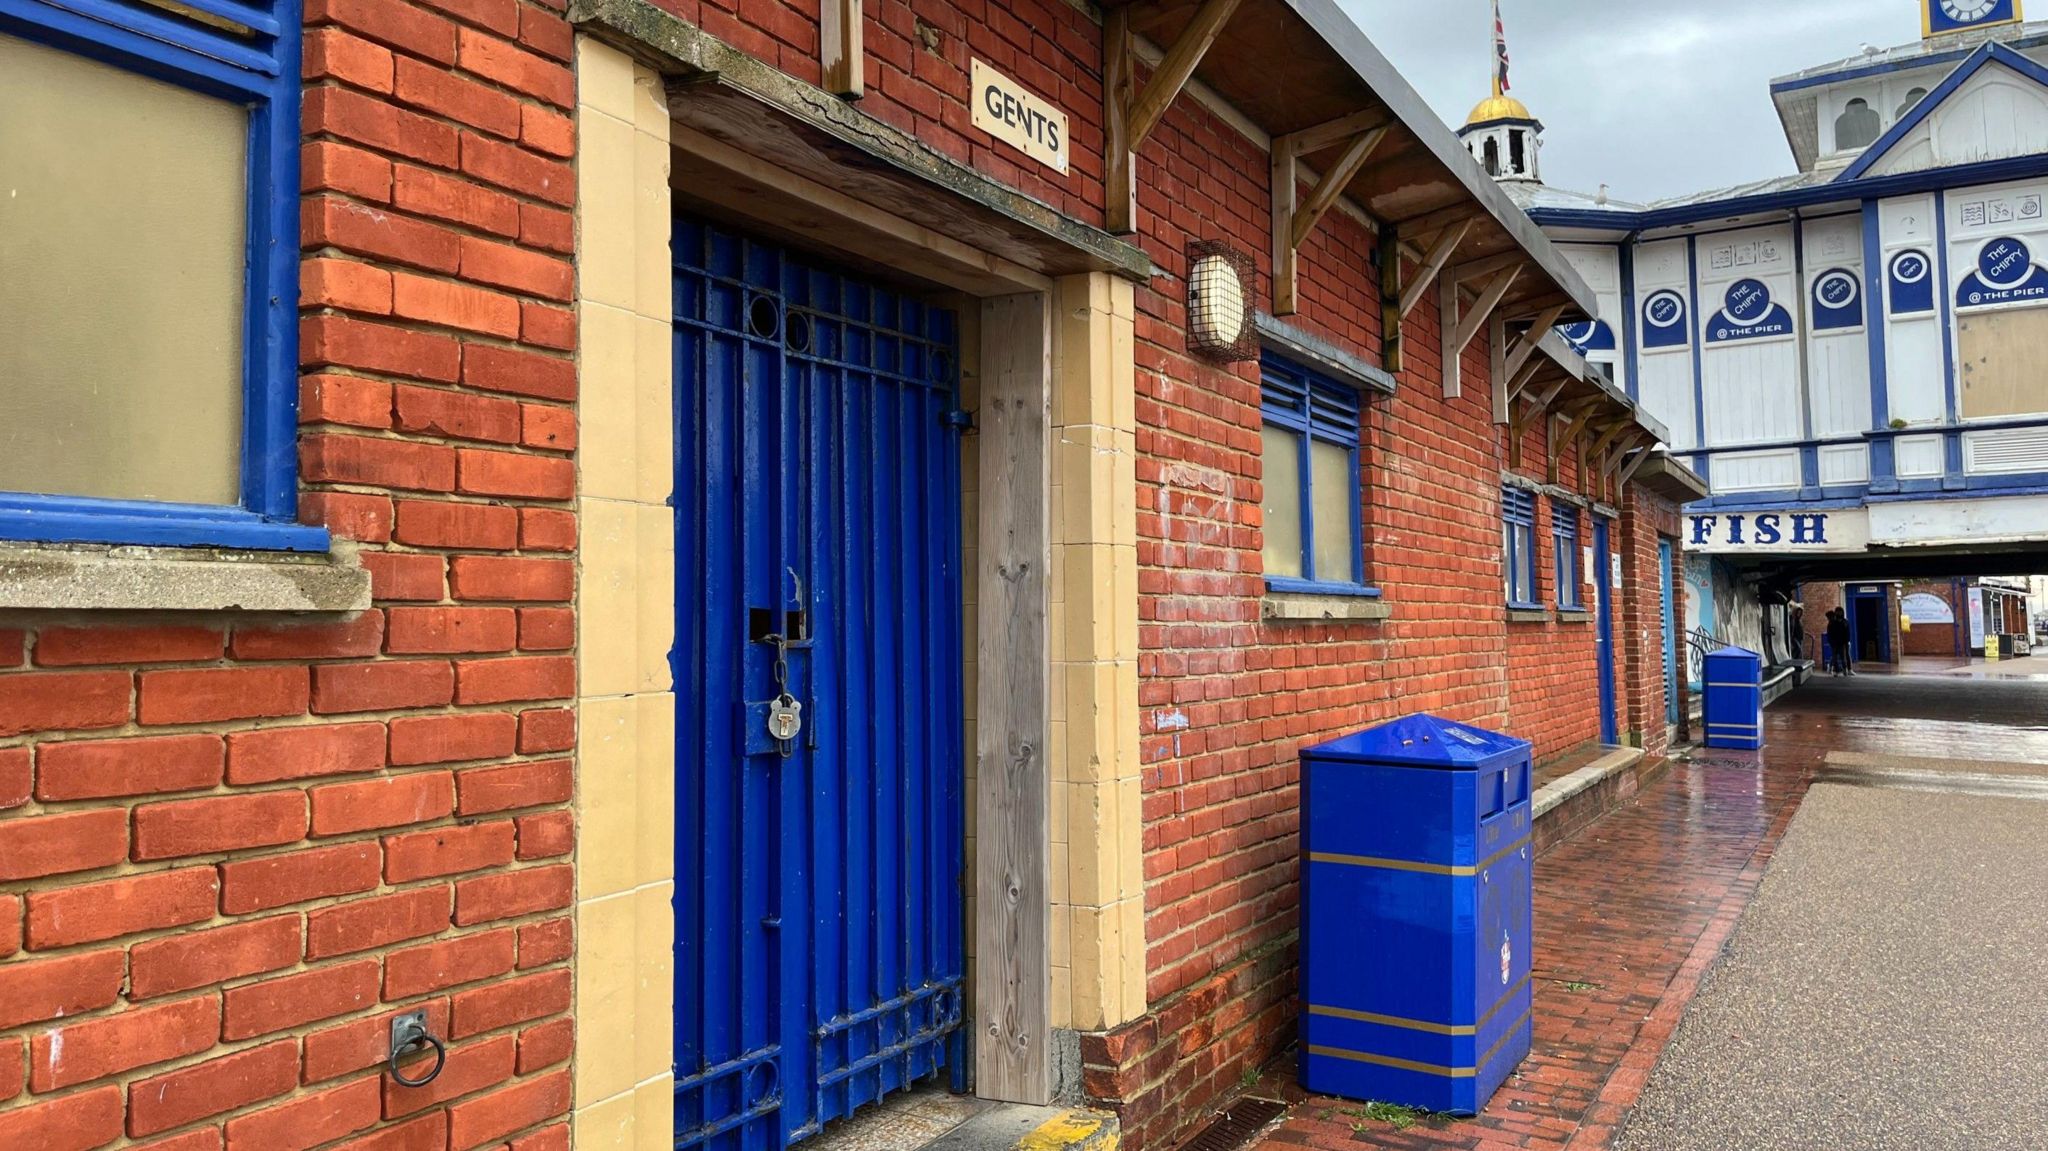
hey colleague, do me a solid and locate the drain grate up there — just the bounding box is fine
[1176,1098,1288,1151]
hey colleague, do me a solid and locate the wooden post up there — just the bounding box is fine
[1270,132,1300,315]
[1379,222,1403,373]
[821,0,863,97]
[975,293,1052,1105]
[1104,7,1136,234]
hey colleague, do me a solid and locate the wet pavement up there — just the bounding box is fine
[1613,779,2048,1151]
[1252,671,2048,1151]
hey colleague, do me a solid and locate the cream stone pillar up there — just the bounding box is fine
[573,36,677,1150]
[1047,273,1146,1031]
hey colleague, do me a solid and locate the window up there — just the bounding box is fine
[1482,137,1501,177]
[0,0,314,550]
[1895,86,1928,120]
[1553,500,1582,609]
[1833,97,1881,151]
[1260,354,1369,594]
[1503,487,1539,609]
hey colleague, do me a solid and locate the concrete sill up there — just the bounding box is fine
[0,543,372,614]
[1506,608,1553,624]
[1556,609,1592,623]
[1261,592,1391,623]
[1533,745,1645,820]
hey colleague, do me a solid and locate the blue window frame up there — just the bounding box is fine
[1504,487,1540,609]
[0,0,317,551]
[1553,500,1583,609]
[1258,353,1375,597]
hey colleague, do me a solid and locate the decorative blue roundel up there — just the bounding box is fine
[1723,278,1773,324]
[1644,290,1685,328]
[1978,237,2032,286]
[1815,271,1858,309]
[1940,0,2003,23]
[1891,251,1930,284]
[1558,321,1597,343]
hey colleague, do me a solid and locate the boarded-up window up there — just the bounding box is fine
[1957,308,2048,419]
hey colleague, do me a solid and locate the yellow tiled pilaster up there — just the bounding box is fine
[574,35,676,1150]
[1047,273,1145,1032]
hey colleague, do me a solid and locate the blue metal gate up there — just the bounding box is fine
[672,218,967,1151]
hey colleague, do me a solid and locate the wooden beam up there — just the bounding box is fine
[1489,311,1509,425]
[1292,127,1386,248]
[1396,201,1487,236]
[1503,358,1545,405]
[1126,0,1242,144]
[1399,218,1472,319]
[1502,305,1567,379]
[820,0,862,97]
[1512,377,1569,439]
[1618,443,1655,489]
[975,292,1051,1105]
[1288,107,1392,156]
[1587,416,1635,462]
[1604,430,1650,478]
[1448,265,1521,357]
[1105,0,1243,233]
[1451,250,1526,285]
[1441,270,1462,398]
[1379,222,1404,373]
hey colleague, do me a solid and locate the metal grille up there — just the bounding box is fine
[1176,1098,1289,1151]
[673,218,967,1151]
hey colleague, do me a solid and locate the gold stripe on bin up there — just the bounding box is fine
[1308,973,1531,1036]
[1309,836,1530,878]
[1305,1009,1533,1080]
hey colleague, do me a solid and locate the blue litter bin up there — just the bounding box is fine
[1703,645,1764,750]
[1299,714,1534,1115]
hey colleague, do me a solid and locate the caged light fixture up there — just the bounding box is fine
[1186,240,1258,362]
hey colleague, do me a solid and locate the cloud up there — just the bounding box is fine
[1339,0,1926,199]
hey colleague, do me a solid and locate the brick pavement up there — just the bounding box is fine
[1250,673,2048,1151]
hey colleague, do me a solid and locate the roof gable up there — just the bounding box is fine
[1839,42,2048,182]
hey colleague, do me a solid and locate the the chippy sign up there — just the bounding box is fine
[970,59,1068,174]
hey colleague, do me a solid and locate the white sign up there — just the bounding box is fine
[1902,592,1956,625]
[970,59,1068,174]
[1970,588,1988,648]
[1685,508,1872,554]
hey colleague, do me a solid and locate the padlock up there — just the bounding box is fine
[768,693,803,742]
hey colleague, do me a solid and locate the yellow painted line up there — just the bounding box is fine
[1017,1109,1115,1151]
[1309,974,1530,1036]
[1310,836,1529,878]
[1306,1008,1533,1080]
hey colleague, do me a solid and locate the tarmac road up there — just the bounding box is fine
[1614,764,2048,1151]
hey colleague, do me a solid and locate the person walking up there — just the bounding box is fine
[1826,608,1853,676]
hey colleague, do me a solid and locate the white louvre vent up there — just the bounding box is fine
[1964,427,2048,475]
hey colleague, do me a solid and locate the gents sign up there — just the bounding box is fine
[970,59,1068,173]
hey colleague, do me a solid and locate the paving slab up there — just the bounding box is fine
[1614,781,2048,1151]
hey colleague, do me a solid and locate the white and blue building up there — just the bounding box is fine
[1468,0,2048,665]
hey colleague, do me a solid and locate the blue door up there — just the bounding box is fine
[1593,519,1618,745]
[1659,539,1679,725]
[672,219,967,1151]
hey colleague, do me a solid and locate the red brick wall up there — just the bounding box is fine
[1089,70,1668,1146]
[1902,579,1964,657]
[0,0,577,1145]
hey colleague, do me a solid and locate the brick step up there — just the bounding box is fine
[1532,745,1669,855]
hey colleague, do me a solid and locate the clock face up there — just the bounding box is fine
[1940,0,2002,21]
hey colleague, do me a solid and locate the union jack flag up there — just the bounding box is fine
[1493,0,1511,95]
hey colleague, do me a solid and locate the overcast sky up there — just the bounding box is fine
[1339,0,1932,201]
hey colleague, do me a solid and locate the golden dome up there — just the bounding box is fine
[1465,94,1535,126]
